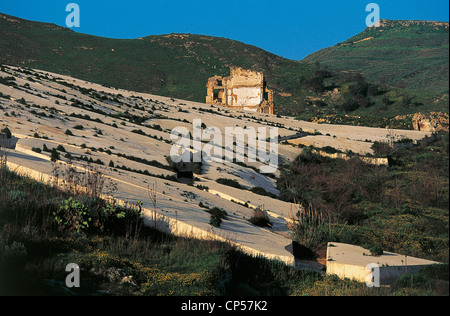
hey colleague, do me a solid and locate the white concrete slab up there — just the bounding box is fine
[326,242,441,284]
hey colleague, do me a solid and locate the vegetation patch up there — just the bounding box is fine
[216,178,242,189]
[0,166,447,296]
[248,208,272,228]
[207,207,228,228]
[279,132,449,262]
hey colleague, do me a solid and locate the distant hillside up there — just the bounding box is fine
[304,20,449,96]
[0,13,447,127]
[0,13,317,110]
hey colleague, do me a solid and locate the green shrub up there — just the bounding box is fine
[208,207,227,228]
[1,127,11,139]
[42,144,51,152]
[321,146,339,154]
[289,204,327,254]
[371,141,390,157]
[65,129,74,136]
[50,148,60,162]
[250,186,277,198]
[210,215,222,228]
[53,197,91,233]
[395,264,449,295]
[216,178,242,189]
[7,190,27,205]
[196,185,209,191]
[248,208,272,228]
[99,201,143,236]
[370,246,383,257]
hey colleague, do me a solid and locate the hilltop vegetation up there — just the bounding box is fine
[0,13,447,128]
[0,13,315,109]
[304,20,449,96]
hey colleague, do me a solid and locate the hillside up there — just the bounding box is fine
[0,13,447,128]
[304,20,449,96]
[0,65,448,296]
[0,63,436,265]
[0,13,316,112]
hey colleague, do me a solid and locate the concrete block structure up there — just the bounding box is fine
[206,66,274,114]
[326,242,441,285]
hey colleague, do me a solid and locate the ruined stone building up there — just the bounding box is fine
[206,66,274,114]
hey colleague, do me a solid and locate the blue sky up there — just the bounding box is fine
[1,0,449,60]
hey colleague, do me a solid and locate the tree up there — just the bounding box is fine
[50,148,60,162]
[1,127,12,139]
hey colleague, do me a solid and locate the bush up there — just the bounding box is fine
[321,146,339,154]
[370,246,383,257]
[65,129,74,136]
[371,141,390,157]
[248,208,272,228]
[99,201,143,236]
[53,197,91,233]
[289,204,327,254]
[208,207,227,228]
[210,215,222,228]
[216,178,242,189]
[192,161,202,175]
[52,196,143,236]
[50,148,60,162]
[250,186,277,198]
[395,264,449,295]
[1,127,12,139]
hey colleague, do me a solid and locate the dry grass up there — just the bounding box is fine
[288,202,328,254]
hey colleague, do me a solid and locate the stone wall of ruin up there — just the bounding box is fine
[205,67,274,114]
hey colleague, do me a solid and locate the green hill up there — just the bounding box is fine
[0,13,447,127]
[303,20,449,96]
[0,13,317,109]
